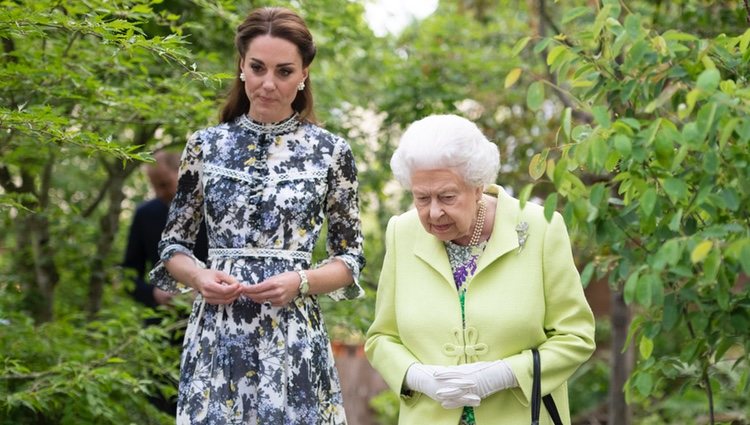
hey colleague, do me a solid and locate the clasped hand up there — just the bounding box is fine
[190,269,300,307]
[406,361,517,409]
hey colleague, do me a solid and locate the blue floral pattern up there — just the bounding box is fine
[149,114,365,424]
[445,241,486,425]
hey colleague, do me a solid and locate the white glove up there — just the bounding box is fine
[436,387,481,409]
[404,363,476,403]
[434,360,518,399]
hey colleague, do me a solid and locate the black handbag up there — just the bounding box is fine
[531,348,563,425]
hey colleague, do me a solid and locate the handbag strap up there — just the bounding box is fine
[531,348,564,425]
[531,349,542,425]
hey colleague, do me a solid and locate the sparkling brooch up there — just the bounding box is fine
[516,221,529,253]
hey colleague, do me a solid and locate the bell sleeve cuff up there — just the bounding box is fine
[316,253,365,301]
[148,243,206,294]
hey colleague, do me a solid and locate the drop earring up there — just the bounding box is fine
[239,72,246,82]
[297,81,305,91]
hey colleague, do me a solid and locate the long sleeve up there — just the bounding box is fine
[365,216,419,397]
[321,139,365,301]
[148,132,207,293]
[503,211,596,403]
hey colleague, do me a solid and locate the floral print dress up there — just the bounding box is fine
[149,114,365,425]
[445,241,487,425]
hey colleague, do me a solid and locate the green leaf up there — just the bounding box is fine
[533,37,553,54]
[511,36,532,56]
[662,294,679,331]
[642,118,662,147]
[592,105,611,128]
[662,30,698,42]
[703,248,721,281]
[703,150,718,174]
[661,239,683,266]
[613,134,632,156]
[740,244,750,275]
[719,118,739,149]
[662,178,688,203]
[544,193,558,222]
[635,372,653,397]
[668,209,683,231]
[624,271,639,304]
[526,81,545,111]
[562,107,572,139]
[739,28,750,53]
[636,273,655,307]
[580,262,595,288]
[518,183,534,209]
[696,68,720,93]
[640,188,657,216]
[529,150,548,180]
[562,7,591,24]
[546,45,568,67]
[639,336,654,359]
[691,240,713,263]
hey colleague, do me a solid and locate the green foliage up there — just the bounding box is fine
[4,0,750,422]
[522,0,750,420]
[369,389,399,425]
[0,284,183,424]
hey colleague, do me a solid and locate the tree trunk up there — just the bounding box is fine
[86,162,137,316]
[19,213,59,323]
[609,290,632,425]
[18,151,59,323]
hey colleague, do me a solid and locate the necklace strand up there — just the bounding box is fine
[468,199,487,246]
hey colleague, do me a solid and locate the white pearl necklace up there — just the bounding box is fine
[468,199,487,246]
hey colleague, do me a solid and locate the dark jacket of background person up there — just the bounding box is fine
[123,198,207,308]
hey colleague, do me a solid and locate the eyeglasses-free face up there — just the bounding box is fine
[410,168,483,246]
[240,35,308,123]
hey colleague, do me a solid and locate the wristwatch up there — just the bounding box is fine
[296,270,309,296]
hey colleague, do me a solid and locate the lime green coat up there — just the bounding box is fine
[365,185,596,425]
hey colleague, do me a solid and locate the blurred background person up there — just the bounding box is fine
[123,149,208,311]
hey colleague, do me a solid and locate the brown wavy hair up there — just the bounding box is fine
[220,7,317,124]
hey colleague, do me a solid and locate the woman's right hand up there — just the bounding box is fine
[405,363,479,408]
[188,268,244,305]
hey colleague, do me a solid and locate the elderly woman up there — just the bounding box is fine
[365,114,595,425]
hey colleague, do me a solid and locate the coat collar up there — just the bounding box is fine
[475,185,523,275]
[413,185,524,285]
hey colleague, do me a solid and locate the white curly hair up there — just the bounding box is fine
[390,114,500,189]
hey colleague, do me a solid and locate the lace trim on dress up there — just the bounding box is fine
[239,113,300,136]
[208,247,312,262]
[204,163,327,185]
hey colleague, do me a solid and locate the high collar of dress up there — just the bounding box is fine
[239,113,300,136]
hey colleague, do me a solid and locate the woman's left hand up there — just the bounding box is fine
[242,271,301,307]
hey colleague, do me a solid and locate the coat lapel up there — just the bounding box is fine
[410,185,523,289]
[475,186,522,275]
[413,224,456,290]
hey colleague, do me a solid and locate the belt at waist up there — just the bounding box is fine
[208,247,312,262]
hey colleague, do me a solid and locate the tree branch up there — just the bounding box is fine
[38,149,55,209]
[81,168,116,218]
[536,0,594,123]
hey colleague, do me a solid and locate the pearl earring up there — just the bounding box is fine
[297,81,305,91]
[239,72,246,82]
